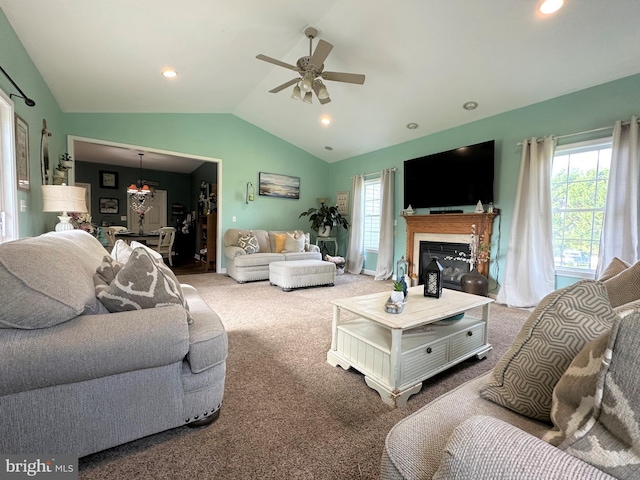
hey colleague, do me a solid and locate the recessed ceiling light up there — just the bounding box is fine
[325,146,334,151]
[463,101,478,110]
[162,69,178,78]
[538,0,563,15]
[406,123,418,130]
[320,117,331,126]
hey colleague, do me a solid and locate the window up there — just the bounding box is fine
[363,178,381,251]
[551,139,612,275]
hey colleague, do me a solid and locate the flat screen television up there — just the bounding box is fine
[403,140,495,209]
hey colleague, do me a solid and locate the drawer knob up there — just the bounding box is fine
[467,331,473,337]
[426,347,432,354]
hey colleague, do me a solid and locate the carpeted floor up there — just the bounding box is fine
[78,273,531,479]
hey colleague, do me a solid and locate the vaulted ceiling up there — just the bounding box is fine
[3,0,640,164]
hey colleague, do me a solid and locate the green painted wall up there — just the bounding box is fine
[328,73,640,291]
[63,113,330,267]
[1,8,66,235]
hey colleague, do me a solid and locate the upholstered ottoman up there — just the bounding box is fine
[269,260,336,292]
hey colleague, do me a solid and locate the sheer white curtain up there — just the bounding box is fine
[375,169,395,280]
[596,117,640,276]
[497,136,556,308]
[346,174,365,274]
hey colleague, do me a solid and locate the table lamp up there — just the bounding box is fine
[41,185,88,231]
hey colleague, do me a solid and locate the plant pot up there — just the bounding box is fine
[390,291,404,304]
[318,226,332,237]
[460,268,489,297]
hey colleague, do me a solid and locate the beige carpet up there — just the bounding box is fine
[78,273,531,479]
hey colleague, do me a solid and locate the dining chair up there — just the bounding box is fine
[154,227,177,266]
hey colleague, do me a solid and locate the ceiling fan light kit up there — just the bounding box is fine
[256,26,365,105]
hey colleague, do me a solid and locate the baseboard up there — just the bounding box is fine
[362,269,376,276]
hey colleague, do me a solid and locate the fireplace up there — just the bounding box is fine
[419,241,471,291]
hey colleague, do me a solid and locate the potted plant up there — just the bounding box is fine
[390,281,405,304]
[299,204,349,237]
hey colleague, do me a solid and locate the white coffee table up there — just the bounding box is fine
[326,285,494,407]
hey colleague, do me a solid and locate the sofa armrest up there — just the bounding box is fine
[224,245,245,260]
[432,416,615,480]
[306,244,320,253]
[181,285,228,373]
[0,305,190,395]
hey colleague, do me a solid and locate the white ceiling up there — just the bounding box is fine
[3,0,640,165]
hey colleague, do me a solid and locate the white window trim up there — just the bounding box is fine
[0,87,18,242]
[363,177,381,253]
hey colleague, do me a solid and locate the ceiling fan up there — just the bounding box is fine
[256,27,365,105]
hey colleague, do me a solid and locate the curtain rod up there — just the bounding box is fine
[353,167,397,179]
[517,117,639,146]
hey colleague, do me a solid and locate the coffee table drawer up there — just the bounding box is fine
[402,339,448,385]
[450,323,485,360]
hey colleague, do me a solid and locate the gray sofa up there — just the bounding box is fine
[382,274,640,479]
[0,230,227,457]
[224,228,321,282]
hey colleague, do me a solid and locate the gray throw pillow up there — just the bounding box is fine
[603,260,640,308]
[238,231,259,254]
[480,280,617,422]
[94,255,124,285]
[598,256,630,282]
[560,313,640,479]
[96,247,192,324]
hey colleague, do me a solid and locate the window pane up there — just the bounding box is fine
[551,142,611,272]
[364,180,381,251]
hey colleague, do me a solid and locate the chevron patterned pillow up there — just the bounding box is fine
[603,260,640,308]
[560,313,640,479]
[480,280,617,422]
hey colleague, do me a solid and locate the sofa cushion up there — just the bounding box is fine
[559,313,640,479]
[542,331,610,447]
[433,416,616,480]
[233,252,284,268]
[603,260,640,307]
[96,247,192,323]
[238,231,259,254]
[481,280,617,422]
[0,230,106,329]
[0,305,190,395]
[111,239,133,263]
[284,231,305,252]
[598,257,630,282]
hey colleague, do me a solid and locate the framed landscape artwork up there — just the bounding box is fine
[99,197,119,214]
[259,172,300,199]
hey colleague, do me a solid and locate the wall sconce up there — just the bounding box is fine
[246,182,255,204]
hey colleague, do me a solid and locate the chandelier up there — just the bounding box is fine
[127,153,154,215]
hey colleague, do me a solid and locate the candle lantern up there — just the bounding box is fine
[397,255,409,281]
[424,258,443,298]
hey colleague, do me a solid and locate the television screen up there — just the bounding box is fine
[403,140,495,209]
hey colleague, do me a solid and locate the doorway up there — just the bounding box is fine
[67,135,222,272]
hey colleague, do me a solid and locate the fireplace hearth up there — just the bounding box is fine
[419,241,471,291]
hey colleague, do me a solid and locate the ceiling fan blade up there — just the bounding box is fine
[256,54,298,71]
[323,71,365,85]
[269,78,300,94]
[310,40,333,69]
[312,83,331,105]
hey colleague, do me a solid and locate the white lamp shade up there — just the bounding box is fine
[42,185,88,213]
